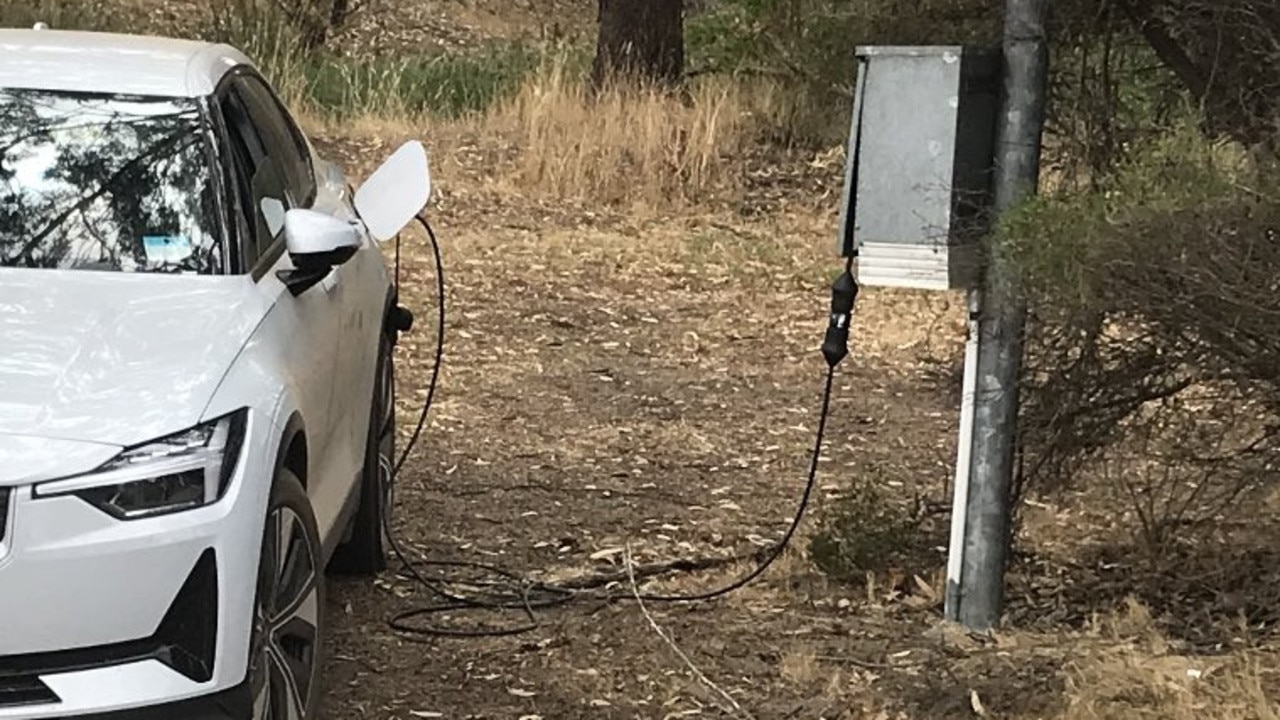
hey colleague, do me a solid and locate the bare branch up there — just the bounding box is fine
[624,545,757,720]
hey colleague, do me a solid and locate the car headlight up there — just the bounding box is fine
[35,410,248,520]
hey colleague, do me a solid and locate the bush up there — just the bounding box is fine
[203,0,552,120]
[808,472,926,583]
[1000,122,1280,546]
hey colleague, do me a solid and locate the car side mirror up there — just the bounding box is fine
[354,140,431,242]
[278,208,362,296]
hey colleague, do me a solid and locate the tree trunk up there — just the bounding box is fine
[591,0,684,90]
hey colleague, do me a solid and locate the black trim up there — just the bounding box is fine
[208,74,254,277]
[0,637,154,682]
[0,549,219,691]
[151,548,220,683]
[195,94,237,278]
[219,410,249,497]
[0,487,10,543]
[0,675,58,708]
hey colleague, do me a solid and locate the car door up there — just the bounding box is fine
[216,73,349,511]
[251,87,385,474]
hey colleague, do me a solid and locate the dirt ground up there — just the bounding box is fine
[303,128,1178,719]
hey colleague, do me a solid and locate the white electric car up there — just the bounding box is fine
[0,29,431,719]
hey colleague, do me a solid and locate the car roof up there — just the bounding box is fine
[0,28,252,98]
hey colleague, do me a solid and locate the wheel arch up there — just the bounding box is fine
[273,411,309,490]
[381,284,399,336]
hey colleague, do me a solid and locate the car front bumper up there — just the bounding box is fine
[0,415,276,719]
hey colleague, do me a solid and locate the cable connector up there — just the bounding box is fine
[391,305,415,334]
[821,266,858,368]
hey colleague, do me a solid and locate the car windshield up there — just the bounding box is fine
[0,89,222,273]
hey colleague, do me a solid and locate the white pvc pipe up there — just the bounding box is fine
[945,287,983,621]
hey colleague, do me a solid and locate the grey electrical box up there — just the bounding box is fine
[838,46,1002,291]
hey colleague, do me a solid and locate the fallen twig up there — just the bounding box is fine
[814,654,929,670]
[555,550,761,592]
[625,545,758,720]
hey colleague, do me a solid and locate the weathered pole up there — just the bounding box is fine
[954,0,1050,631]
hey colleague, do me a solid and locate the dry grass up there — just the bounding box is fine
[308,53,779,212]
[1061,600,1280,720]
[400,53,771,211]
[779,649,821,685]
[494,59,755,208]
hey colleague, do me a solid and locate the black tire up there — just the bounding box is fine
[328,330,394,575]
[248,468,325,720]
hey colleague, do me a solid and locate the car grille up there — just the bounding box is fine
[0,487,9,543]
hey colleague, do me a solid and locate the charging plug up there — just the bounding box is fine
[821,268,858,368]
[391,305,415,335]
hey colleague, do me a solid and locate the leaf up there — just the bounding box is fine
[913,574,939,601]
[508,688,537,698]
[970,690,987,717]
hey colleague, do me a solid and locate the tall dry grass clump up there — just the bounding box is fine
[485,54,758,209]
[1061,600,1280,719]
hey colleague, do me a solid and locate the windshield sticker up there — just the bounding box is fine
[142,235,194,266]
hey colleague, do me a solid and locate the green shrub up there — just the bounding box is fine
[808,473,924,583]
[997,120,1280,546]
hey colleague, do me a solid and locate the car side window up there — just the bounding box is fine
[233,75,317,207]
[218,86,290,269]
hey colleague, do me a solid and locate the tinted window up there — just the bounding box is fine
[219,88,289,267]
[218,75,315,272]
[234,76,315,206]
[0,89,221,273]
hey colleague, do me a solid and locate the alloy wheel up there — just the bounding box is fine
[250,505,320,720]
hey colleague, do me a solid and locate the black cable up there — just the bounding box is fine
[391,216,443,480]
[382,217,572,638]
[381,215,858,637]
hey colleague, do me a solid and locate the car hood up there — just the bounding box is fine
[0,269,271,459]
